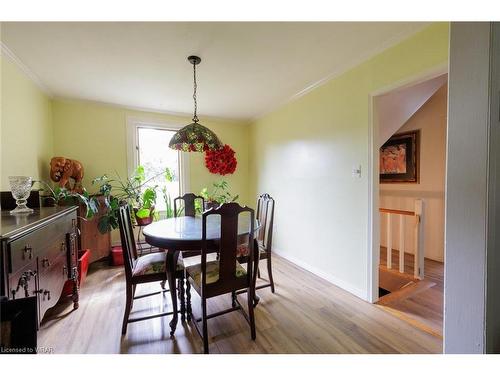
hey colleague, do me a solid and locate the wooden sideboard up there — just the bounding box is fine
[0,206,79,330]
[78,195,111,264]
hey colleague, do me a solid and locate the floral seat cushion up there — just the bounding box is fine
[236,243,266,258]
[133,252,183,277]
[186,260,247,287]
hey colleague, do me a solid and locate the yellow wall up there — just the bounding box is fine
[51,99,250,204]
[249,23,449,300]
[0,55,53,190]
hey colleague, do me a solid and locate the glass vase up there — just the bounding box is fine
[9,176,34,214]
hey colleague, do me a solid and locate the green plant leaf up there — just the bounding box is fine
[98,216,110,234]
[136,208,151,219]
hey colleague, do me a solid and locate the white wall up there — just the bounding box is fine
[380,84,447,262]
[445,22,491,354]
[486,22,500,354]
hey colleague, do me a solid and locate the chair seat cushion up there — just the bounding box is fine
[133,252,183,277]
[186,260,247,287]
[236,244,266,258]
[181,253,218,268]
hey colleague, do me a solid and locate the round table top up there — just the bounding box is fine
[142,215,259,249]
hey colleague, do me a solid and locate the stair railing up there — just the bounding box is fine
[379,199,424,279]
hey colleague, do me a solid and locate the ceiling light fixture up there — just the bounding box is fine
[168,56,223,152]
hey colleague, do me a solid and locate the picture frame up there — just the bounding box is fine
[379,130,420,183]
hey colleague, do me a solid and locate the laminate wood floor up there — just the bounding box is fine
[377,247,444,338]
[38,254,442,354]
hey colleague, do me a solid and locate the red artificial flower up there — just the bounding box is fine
[205,144,237,175]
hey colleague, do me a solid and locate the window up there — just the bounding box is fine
[127,118,189,213]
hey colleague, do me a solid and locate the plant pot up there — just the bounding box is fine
[134,207,155,226]
[111,246,124,266]
[204,201,220,211]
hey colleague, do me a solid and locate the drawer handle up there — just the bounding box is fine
[24,245,33,260]
[14,270,37,298]
[41,258,51,268]
[60,241,66,252]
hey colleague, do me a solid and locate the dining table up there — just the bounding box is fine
[142,214,261,336]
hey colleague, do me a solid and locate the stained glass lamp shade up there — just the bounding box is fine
[168,122,223,152]
[169,55,223,152]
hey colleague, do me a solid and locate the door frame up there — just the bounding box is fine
[366,63,448,303]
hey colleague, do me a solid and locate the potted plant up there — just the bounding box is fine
[199,180,239,211]
[134,187,156,226]
[92,166,164,233]
[36,180,99,220]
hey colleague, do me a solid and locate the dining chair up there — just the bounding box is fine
[117,203,186,335]
[185,202,256,354]
[174,193,205,217]
[236,193,275,293]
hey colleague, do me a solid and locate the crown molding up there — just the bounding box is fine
[0,41,53,97]
[251,23,432,122]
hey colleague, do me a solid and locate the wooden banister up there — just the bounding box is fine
[380,200,425,280]
[379,208,415,216]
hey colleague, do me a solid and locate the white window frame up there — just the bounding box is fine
[126,116,190,196]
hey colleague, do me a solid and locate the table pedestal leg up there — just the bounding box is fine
[166,250,180,336]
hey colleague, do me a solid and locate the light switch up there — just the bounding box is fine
[352,165,362,178]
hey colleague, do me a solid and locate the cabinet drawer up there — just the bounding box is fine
[8,214,74,273]
[7,261,38,301]
[38,234,68,270]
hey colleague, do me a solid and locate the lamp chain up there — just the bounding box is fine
[192,62,199,123]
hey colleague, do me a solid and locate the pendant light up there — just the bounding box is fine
[169,55,223,152]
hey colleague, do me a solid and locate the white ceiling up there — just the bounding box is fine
[1,22,429,121]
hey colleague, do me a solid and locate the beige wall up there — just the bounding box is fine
[249,23,449,300]
[0,55,53,190]
[380,84,447,262]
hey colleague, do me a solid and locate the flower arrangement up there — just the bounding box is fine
[204,144,237,175]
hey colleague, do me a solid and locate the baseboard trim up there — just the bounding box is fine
[273,248,368,301]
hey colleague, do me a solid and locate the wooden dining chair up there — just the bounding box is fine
[185,202,256,354]
[174,193,205,217]
[236,193,275,293]
[117,203,186,335]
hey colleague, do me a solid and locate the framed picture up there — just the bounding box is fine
[379,130,420,183]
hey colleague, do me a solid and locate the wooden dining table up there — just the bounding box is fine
[142,215,261,335]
